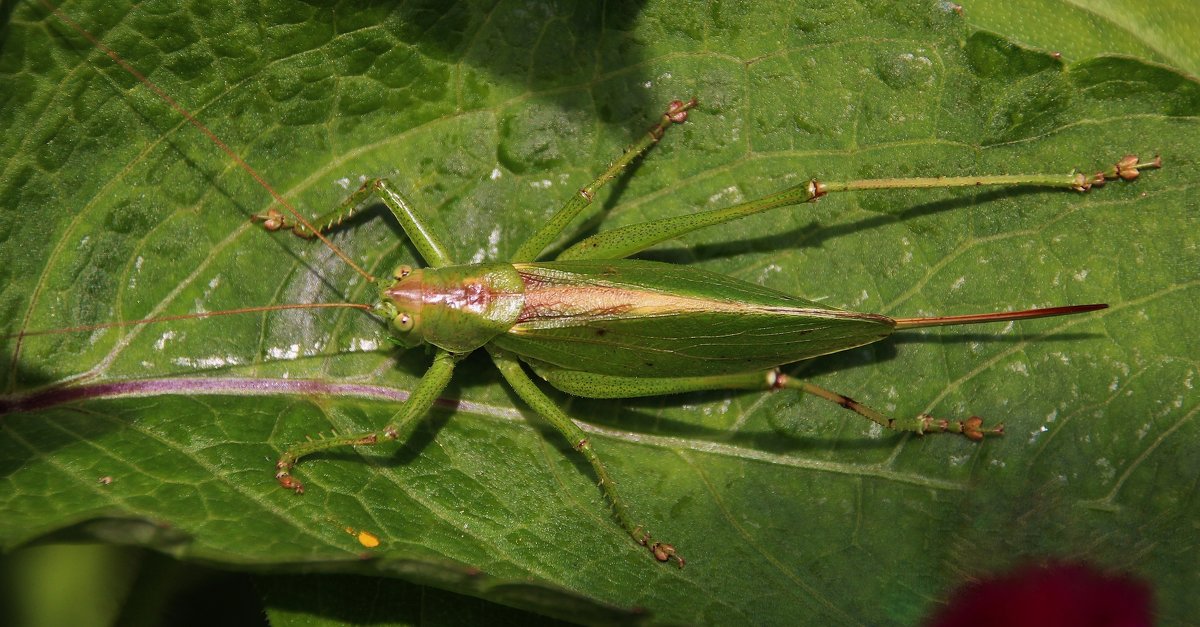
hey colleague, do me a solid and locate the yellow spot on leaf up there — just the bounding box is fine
[344,526,381,548]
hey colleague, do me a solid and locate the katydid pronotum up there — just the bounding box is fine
[13,1,1161,568]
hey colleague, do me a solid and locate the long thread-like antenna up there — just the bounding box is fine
[38,0,377,284]
[6,303,373,339]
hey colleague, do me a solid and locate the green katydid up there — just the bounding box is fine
[21,1,1161,568]
[255,100,1157,565]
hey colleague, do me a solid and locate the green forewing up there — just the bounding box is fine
[494,260,893,377]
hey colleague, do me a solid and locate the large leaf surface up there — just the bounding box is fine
[2,1,1197,624]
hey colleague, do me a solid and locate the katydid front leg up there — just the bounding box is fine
[271,170,465,488]
[254,178,454,268]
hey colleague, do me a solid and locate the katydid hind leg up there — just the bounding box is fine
[775,304,1113,436]
[528,361,776,399]
[531,362,1000,441]
[509,98,698,263]
[275,349,460,493]
[557,154,1161,261]
[778,376,1003,441]
[256,178,455,268]
[488,348,684,567]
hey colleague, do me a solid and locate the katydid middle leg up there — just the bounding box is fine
[488,347,685,567]
[253,98,700,267]
[275,348,462,493]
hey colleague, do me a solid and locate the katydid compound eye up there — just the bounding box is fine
[393,312,414,332]
[393,265,413,279]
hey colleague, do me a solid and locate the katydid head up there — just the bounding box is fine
[377,264,428,349]
[378,263,526,353]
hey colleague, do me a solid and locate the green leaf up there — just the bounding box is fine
[965,0,1200,78]
[2,1,1196,624]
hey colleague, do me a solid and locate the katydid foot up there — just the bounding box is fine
[636,527,685,568]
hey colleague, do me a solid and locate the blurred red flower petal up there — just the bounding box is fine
[927,562,1151,627]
